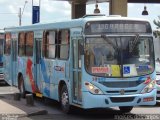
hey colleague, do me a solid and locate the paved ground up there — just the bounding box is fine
[0,80,160,120]
[0,86,19,95]
[0,97,160,120]
[0,81,48,120]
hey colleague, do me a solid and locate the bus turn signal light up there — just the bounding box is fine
[143,97,154,102]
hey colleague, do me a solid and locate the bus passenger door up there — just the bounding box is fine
[72,38,83,104]
[11,33,18,86]
[33,31,43,94]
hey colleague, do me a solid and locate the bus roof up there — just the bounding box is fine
[4,15,151,32]
[0,30,4,33]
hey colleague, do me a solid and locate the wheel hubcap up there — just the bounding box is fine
[61,91,68,106]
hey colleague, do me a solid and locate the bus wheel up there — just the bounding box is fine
[18,75,25,98]
[60,85,71,113]
[119,106,133,113]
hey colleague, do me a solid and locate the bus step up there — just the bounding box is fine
[36,93,43,98]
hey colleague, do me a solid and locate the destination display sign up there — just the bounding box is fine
[85,21,152,34]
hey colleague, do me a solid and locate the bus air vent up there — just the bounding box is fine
[110,97,135,103]
[106,90,137,94]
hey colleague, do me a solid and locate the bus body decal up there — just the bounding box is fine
[40,58,50,96]
[44,85,50,97]
[26,58,38,92]
[18,57,24,68]
[40,59,50,83]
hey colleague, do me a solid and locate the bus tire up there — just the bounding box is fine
[119,106,133,113]
[18,75,25,98]
[60,85,71,114]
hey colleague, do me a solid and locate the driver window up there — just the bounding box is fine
[85,37,118,72]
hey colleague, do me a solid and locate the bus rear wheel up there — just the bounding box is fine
[60,85,71,114]
[119,106,133,113]
[18,75,25,98]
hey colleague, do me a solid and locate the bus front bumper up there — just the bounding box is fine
[82,89,156,109]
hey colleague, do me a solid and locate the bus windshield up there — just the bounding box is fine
[85,36,154,77]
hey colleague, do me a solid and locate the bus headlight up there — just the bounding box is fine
[85,82,104,95]
[141,81,156,94]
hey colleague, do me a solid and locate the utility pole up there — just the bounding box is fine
[19,1,28,26]
[19,8,22,26]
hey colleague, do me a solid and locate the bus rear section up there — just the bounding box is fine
[77,19,156,113]
[0,32,4,80]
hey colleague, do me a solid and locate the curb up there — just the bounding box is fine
[27,109,48,116]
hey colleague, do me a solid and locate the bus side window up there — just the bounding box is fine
[25,32,34,56]
[18,32,25,56]
[4,33,11,55]
[48,31,56,58]
[58,29,70,59]
[43,32,48,58]
[43,31,56,59]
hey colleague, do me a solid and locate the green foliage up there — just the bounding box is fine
[154,16,160,29]
[153,16,160,38]
[153,30,160,38]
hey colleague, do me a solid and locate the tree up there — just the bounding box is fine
[154,16,160,29]
[153,16,160,38]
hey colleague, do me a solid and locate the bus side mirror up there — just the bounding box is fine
[153,31,158,38]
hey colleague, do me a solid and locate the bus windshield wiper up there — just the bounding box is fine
[129,34,140,53]
[101,34,119,50]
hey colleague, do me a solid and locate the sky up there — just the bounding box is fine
[0,0,160,30]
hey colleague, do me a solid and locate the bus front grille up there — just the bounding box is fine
[106,90,137,94]
[110,97,135,103]
[100,81,143,88]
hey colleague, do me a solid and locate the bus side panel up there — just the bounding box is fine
[34,59,43,94]
[0,54,4,80]
[18,57,35,93]
[25,57,38,93]
[53,60,69,101]
[39,58,69,101]
[40,58,58,100]
[18,57,25,78]
[18,57,28,91]
[0,38,4,80]
[11,39,18,86]
[3,55,12,85]
[12,58,18,86]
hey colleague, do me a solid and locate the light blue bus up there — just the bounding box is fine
[0,31,4,80]
[4,15,156,113]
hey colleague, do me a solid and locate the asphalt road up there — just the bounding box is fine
[0,80,160,120]
[27,97,160,120]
